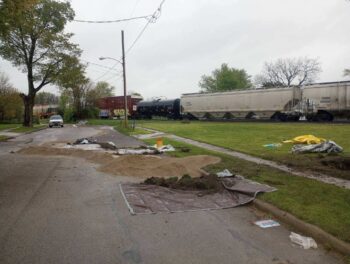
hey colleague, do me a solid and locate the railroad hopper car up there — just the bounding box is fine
[181,87,302,121]
[137,99,181,119]
[302,81,350,121]
[97,95,143,119]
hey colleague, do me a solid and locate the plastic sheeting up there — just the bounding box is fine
[292,140,343,154]
[120,176,276,215]
[283,135,326,145]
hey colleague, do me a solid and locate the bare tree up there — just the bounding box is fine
[255,57,321,88]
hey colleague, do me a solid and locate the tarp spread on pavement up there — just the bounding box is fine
[120,176,276,215]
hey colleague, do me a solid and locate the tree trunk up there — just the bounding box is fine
[21,94,35,127]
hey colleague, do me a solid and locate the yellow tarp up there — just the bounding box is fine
[283,135,326,145]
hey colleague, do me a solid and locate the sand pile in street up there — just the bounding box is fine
[18,146,220,178]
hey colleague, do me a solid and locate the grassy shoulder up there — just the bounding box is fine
[140,121,350,180]
[87,119,152,136]
[143,137,350,244]
[10,124,46,133]
[0,123,20,131]
[0,135,10,141]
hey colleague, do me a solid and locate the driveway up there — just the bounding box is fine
[0,126,343,264]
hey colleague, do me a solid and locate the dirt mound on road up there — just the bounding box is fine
[18,147,220,178]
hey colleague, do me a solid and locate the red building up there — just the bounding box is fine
[97,95,143,118]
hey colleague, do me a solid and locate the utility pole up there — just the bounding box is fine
[121,30,128,128]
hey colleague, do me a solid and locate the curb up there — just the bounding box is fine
[23,126,47,135]
[253,199,350,256]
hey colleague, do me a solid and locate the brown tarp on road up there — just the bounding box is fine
[120,176,276,215]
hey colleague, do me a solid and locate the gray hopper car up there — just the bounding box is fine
[181,81,350,121]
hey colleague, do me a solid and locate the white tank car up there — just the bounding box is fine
[302,81,350,121]
[181,87,302,121]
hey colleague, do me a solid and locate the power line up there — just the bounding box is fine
[89,0,166,82]
[93,61,121,82]
[82,59,120,72]
[126,0,166,54]
[74,15,151,24]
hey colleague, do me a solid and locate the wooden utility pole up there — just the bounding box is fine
[121,30,128,128]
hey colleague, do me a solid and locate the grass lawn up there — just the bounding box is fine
[0,123,20,131]
[139,121,350,180]
[0,135,10,141]
[142,137,350,244]
[10,124,46,133]
[87,119,151,136]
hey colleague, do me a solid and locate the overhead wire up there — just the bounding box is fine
[82,59,120,72]
[88,0,166,82]
[126,0,166,54]
[73,15,151,24]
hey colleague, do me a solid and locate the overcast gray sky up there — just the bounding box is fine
[1,0,350,99]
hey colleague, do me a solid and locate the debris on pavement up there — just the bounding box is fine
[289,232,318,249]
[74,138,96,145]
[152,144,176,152]
[292,141,343,154]
[216,169,233,178]
[120,174,276,215]
[115,144,175,155]
[283,135,326,145]
[263,143,282,149]
[115,148,160,155]
[144,174,222,194]
[19,147,221,178]
[254,220,280,229]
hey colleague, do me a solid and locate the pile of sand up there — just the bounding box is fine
[18,146,221,178]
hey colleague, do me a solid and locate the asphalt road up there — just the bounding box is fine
[0,126,343,264]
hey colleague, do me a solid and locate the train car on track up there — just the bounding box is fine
[136,99,181,119]
[181,87,302,121]
[98,95,143,119]
[302,81,350,121]
[180,81,350,121]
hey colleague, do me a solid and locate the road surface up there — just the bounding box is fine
[0,126,343,264]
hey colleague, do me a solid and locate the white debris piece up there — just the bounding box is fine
[81,139,90,144]
[108,141,116,147]
[289,232,317,249]
[152,144,176,152]
[116,148,158,155]
[216,169,233,178]
[254,220,280,228]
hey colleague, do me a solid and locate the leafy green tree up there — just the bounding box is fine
[0,72,23,121]
[35,91,58,105]
[86,81,114,107]
[199,64,252,92]
[0,0,81,126]
[56,57,89,119]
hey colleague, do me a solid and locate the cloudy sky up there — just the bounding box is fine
[1,0,350,99]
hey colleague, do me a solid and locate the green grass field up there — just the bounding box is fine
[143,137,350,244]
[0,124,20,131]
[0,135,10,141]
[0,123,46,134]
[10,124,46,133]
[138,121,350,180]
